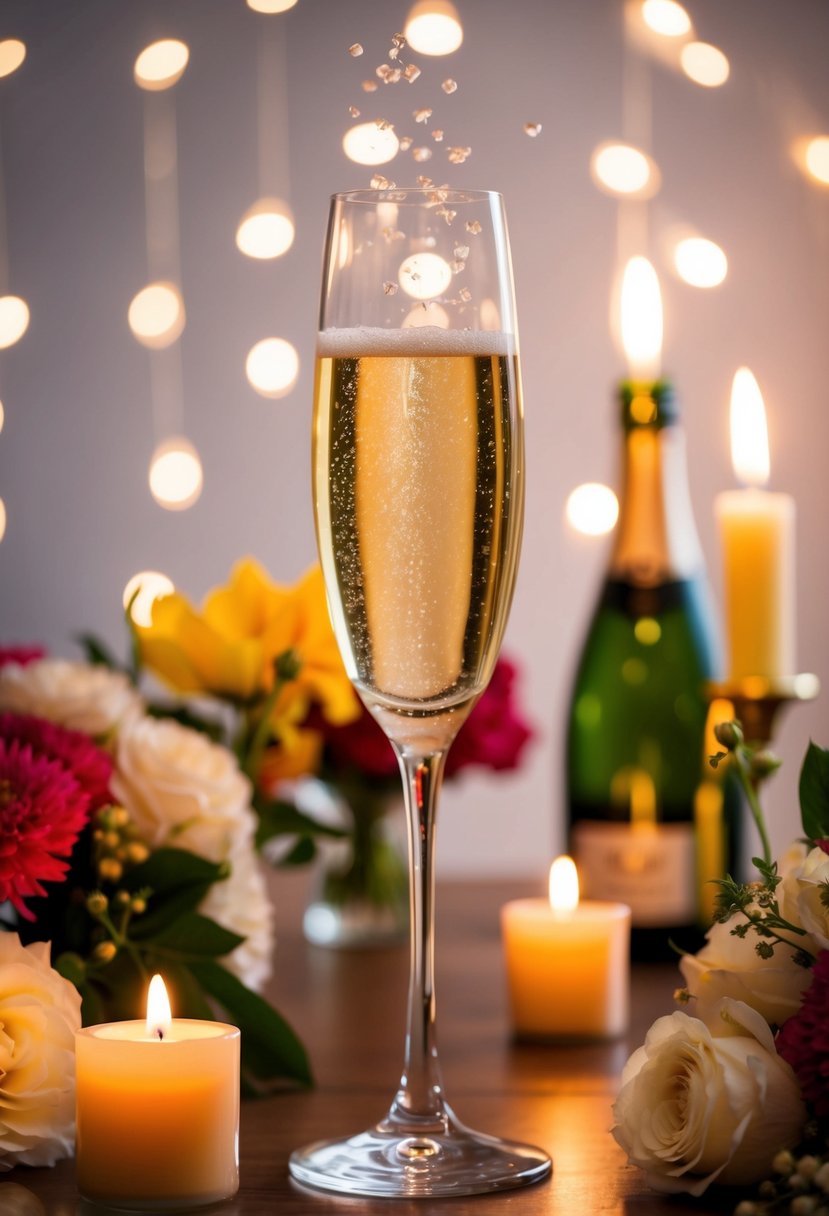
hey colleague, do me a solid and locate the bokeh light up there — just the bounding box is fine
[641,0,691,37]
[0,39,26,79]
[566,483,619,537]
[804,136,829,186]
[236,197,295,259]
[246,338,300,398]
[403,303,450,328]
[673,237,728,288]
[680,41,730,87]
[590,142,660,199]
[0,498,6,543]
[0,400,4,434]
[0,296,30,350]
[398,253,453,300]
[342,122,400,166]
[404,0,464,56]
[128,282,185,349]
[134,40,190,91]
[123,571,175,626]
[148,437,203,510]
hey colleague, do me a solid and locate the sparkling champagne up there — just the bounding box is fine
[313,326,523,725]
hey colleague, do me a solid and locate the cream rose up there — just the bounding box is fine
[786,845,829,951]
[0,658,142,739]
[0,935,81,1170]
[612,998,805,1195]
[679,907,815,1030]
[200,847,274,993]
[112,715,256,862]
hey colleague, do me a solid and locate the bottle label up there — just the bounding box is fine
[572,821,696,926]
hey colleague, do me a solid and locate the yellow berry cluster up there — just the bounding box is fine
[92,804,149,885]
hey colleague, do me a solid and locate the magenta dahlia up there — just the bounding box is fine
[0,738,92,919]
[777,950,829,1118]
[0,713,112,809]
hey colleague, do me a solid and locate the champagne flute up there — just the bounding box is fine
[289,189,550,1198]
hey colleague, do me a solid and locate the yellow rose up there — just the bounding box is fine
[138,559,357,729]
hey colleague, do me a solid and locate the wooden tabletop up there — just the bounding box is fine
[5,872,738,1216]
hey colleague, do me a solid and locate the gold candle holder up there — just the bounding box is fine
[704,673,820,745]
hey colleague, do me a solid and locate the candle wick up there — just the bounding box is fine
[156,1027,164,1041]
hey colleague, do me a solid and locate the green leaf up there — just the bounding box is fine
[254,799,345,850]
[55,951,86,987]
[125,848,228,899]
[799,741,829,842]
[145,702,226,743]
[278,836,317,866]
[79,981,106,1027]
[126,849,229,940]
[149,913,244,959]
[74,633,125,672]
[189,960,312,1090]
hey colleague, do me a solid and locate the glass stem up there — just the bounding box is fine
[386,747,449,1132]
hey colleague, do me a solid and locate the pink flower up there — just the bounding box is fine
[776,950,829,1117]
[0,713,113,809]
[0,646,45,669]
[445,657,534,778]
[316,656,534,782]
[0,738,91,919]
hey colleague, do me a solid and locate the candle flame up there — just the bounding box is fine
[548,855,579,915]
[146,974,172,1040]
[730,367,770,487]
[620,256,663,381]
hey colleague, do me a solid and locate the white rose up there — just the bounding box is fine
[200,847,274,993]
[0,659,142,739]
[0,935,81,1170]
[679,907,815,1030]
[612,998,805,1196]
[112,716,256,862]
[783,845,829,952]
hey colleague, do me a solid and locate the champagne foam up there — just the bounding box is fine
[318,326,515,359]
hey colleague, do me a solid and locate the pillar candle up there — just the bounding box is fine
[501,857,631,1040]
[716,489,795,679]
[75,976,240,1211]
[716,367,796,681]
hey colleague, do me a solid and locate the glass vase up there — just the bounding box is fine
[303,784,408,949]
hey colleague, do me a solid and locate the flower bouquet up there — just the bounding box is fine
[0,559,362,1167]
[613,723,829,1214]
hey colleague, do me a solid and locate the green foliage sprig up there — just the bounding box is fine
[706,723,829,969]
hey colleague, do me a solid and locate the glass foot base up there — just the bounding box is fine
[289,1109,551,1198]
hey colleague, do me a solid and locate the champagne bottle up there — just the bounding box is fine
[566,380,725,959]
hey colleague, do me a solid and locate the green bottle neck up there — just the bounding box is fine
[610,380,705,587]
